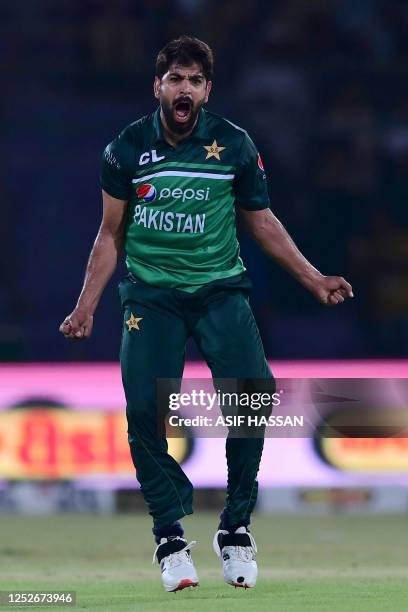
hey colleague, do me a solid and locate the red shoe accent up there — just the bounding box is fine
[171,579,199,592]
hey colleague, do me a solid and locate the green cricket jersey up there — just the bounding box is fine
[100,107,270,292]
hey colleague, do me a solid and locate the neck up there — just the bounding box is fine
[159,108,199,147]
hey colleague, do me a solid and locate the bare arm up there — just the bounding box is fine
[239,207,354,305]
[59,190,128,339]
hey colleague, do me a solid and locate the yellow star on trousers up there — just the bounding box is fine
[203,139,226,161]
[126,313,143,331]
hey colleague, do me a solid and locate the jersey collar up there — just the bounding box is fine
[152,107,208,144]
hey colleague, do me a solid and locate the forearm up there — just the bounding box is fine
[248,212,322,290]
[76,228,123,314]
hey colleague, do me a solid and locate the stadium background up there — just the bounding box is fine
[1,1,408,609]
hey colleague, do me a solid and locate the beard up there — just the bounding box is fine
[161,96,202,135]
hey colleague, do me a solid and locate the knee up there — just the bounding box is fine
[126,398,163,438]
[242,377,276,418]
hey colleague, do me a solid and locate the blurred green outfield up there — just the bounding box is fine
[0,512,407,611]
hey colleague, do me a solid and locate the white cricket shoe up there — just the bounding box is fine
[152,536,199,593]
[213,526,258,588]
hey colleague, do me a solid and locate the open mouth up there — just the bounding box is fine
[174,99,192,122]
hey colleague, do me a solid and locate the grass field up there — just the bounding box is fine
[0,512,407,611]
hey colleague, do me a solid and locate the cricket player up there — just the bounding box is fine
[59,36,353,592]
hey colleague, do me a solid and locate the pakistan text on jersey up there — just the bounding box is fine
[133,204,206,233]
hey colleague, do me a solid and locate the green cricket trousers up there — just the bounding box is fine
[118,271,274,530]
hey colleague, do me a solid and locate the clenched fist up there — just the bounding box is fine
[59,308,94,340]
[308,275,354,306]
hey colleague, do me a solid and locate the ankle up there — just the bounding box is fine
[152,520,184,544]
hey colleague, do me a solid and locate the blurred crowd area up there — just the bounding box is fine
[2,0,408,361]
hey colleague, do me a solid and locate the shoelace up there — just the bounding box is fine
[213,529,258,559]
[225,545,255,563]
[152,537,197,565]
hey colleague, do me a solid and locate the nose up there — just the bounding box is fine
[179,77,192,96]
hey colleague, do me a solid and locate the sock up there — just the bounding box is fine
[152,520,184,544]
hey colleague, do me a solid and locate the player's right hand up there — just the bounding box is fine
[59,308,94,340]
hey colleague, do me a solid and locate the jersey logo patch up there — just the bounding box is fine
[136,183,156,202]
[203,140,226,161]
[257,153,264,171]
[126,313,143,331]
[139,149,165,166]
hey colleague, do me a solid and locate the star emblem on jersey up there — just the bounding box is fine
[126,313,143,331]
[203,140,226,161]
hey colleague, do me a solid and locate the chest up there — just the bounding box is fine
[129,141,237,209]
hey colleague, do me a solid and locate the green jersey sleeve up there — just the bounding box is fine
[234,133,270,211]
[100,129,135,200]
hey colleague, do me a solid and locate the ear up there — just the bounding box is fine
[154,76,161,100]
[204,80,212,104]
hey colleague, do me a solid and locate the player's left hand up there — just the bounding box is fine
[309,275,354,306]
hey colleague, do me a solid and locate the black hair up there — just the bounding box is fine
[155,35,214,81]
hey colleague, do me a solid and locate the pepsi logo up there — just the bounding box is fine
[136,183,156,202]
[257,154,264,171]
